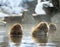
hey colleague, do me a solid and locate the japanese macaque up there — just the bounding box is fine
[49,23,56,32]
[32,22,48,43]
[8,23,23,35]
[32,22,49,37]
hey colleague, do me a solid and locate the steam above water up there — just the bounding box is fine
[0,0,33,14]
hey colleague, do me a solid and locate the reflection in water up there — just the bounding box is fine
[32,34,48,43]
[9,35,22,46]
[32,34,48,46]
[32,33,56,47]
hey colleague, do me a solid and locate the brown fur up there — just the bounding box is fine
[9,23,23,35]
[32,22,48,37]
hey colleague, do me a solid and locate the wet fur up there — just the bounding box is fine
[9,23,23,35]
[32,22,49,37]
